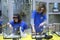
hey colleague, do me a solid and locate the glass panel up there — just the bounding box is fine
[2,0,9,24]
[49,3,60,12]
[22,0,31,25]
[49,14,60,24]
[2,0,8,17]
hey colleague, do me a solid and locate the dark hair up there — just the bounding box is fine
[13,14,22,23]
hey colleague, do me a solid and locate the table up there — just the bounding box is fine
[32,33,53,40]
[3,34,21,40]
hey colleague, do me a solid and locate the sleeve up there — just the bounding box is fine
[21,22,28,32]
[0,21,2,25]
[40,14,47,26]
[9,20,14,26]
[44,14,46,20]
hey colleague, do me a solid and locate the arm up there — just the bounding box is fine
[31,19,35,32]
[39,20,46,27]
[39,15,46,27]
[20,21,28,32]
[31,11,36,33]
[7,22,13,29]
[20,26,27,37]
[2,22,13,28]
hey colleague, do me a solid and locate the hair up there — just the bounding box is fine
[13,14,22,23]
[36,2,46,14]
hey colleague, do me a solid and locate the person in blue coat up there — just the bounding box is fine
[31,3,46,34]
[7,14,27,37]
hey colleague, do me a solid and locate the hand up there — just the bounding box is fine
[7,23,13,30]
[32,29,36,33]
[21,32,27,37]
[39,21,46,27]
[7,25,13,30]
[39,23,43,27]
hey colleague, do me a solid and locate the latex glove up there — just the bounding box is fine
[21,32,27,37]
[20,27,27,37]
[39,23,44,27]
[7,23,13,30]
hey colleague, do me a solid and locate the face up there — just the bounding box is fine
[40,7,44,13]
[36,6,45,13]
[13,17,18,22]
